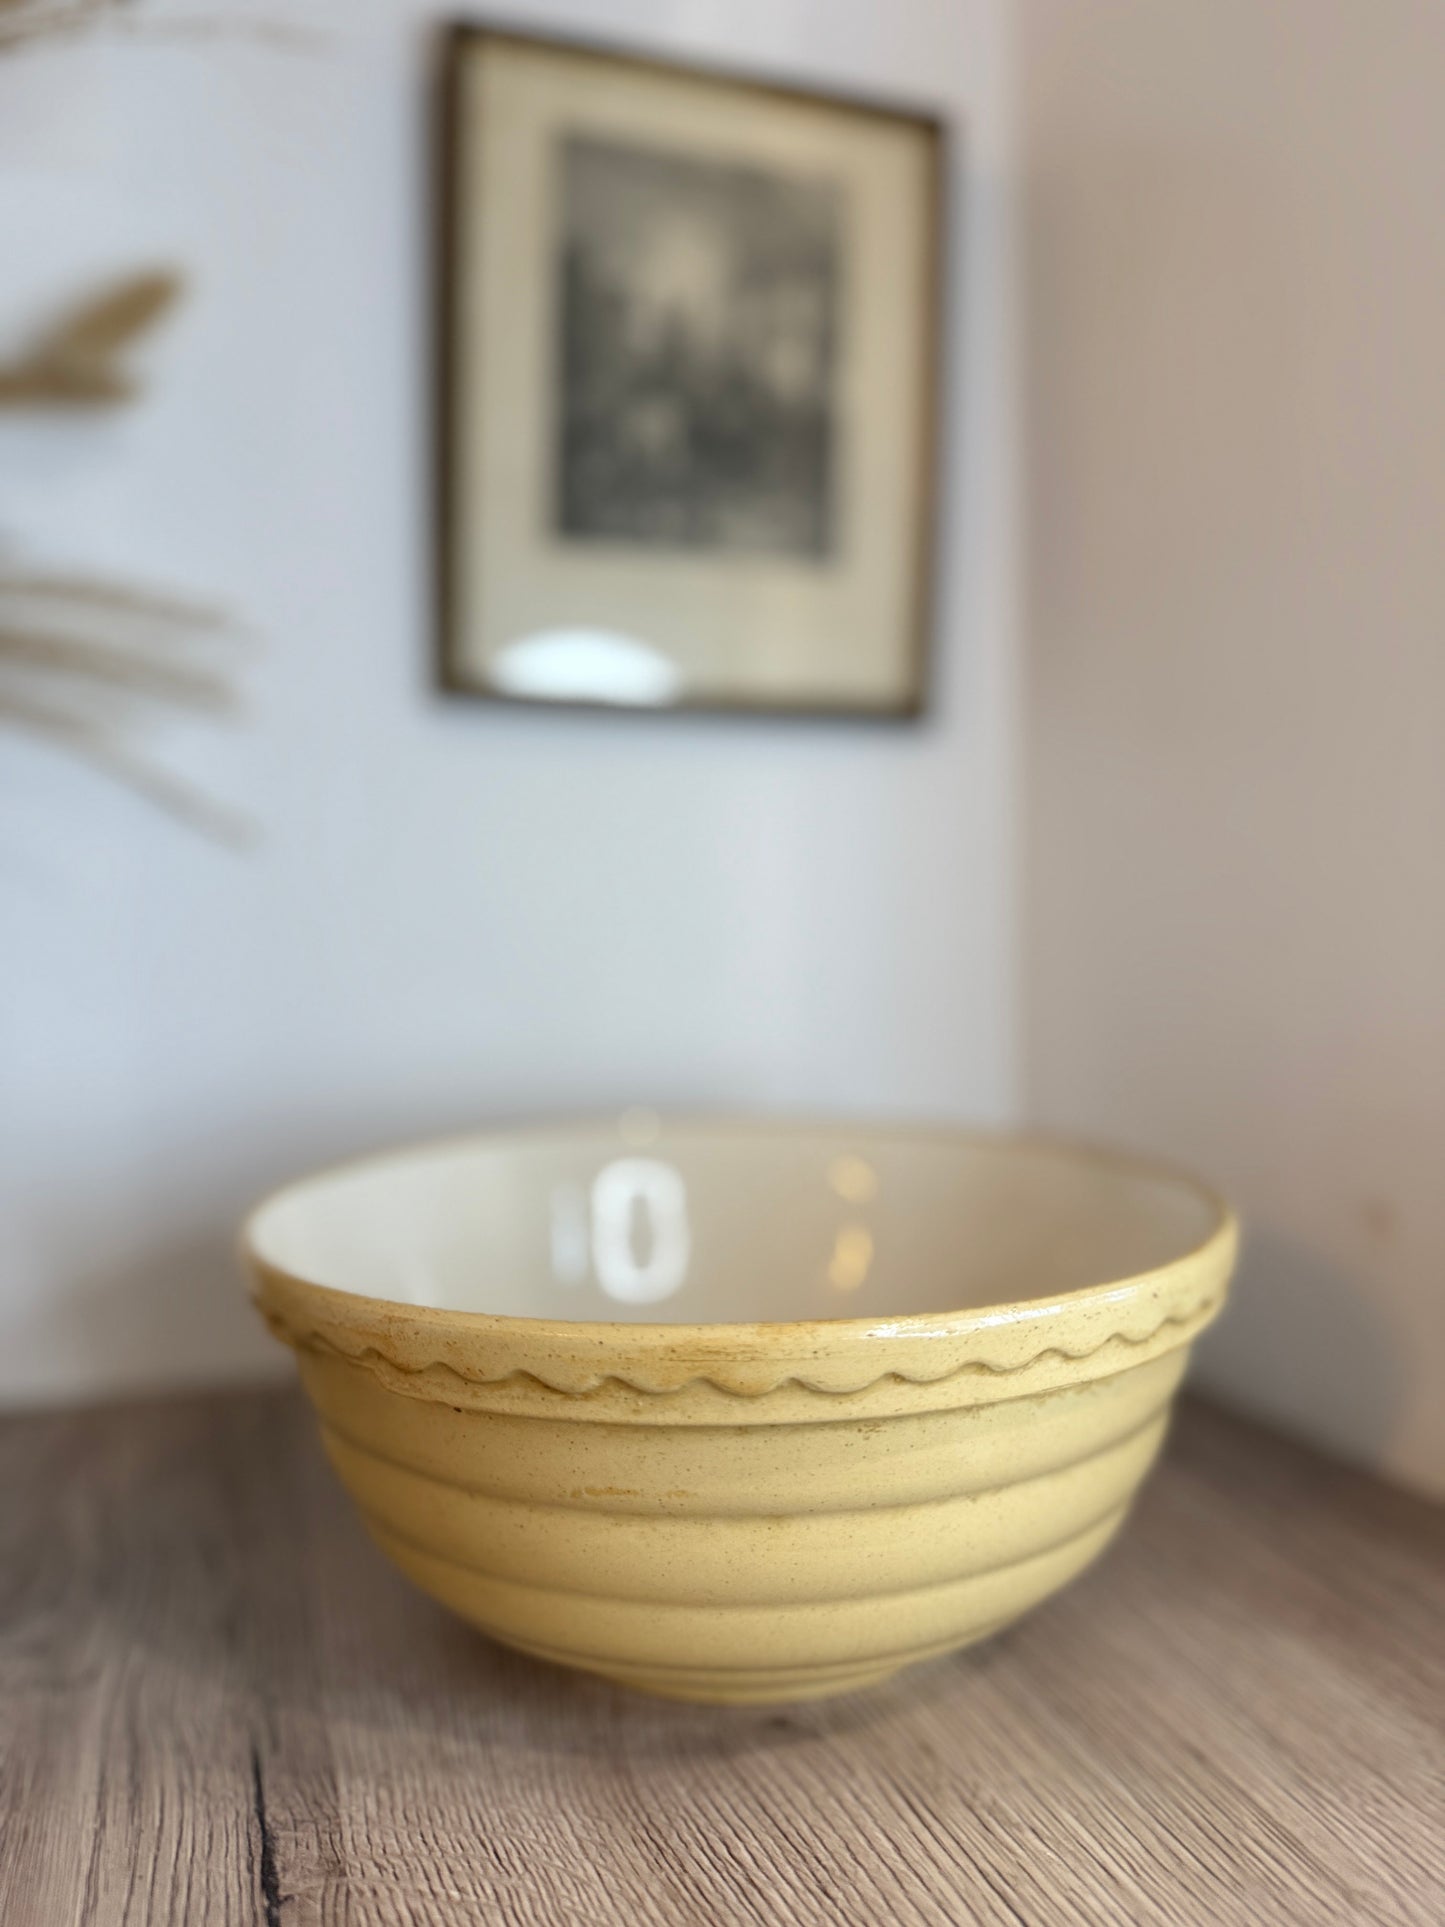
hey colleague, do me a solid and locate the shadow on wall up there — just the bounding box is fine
[20,1226,285,1402]
[6,1100,443,1405]
[9,1107,426,1403]
[1193,1226,1408,1477]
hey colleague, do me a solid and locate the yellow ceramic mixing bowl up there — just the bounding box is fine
[244,1118,1235,1704]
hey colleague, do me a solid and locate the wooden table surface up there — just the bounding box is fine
[1,1384,1441,1927]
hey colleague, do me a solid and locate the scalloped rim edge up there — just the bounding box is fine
[259,1292,1225,1401]
[243,1123,1237,1404]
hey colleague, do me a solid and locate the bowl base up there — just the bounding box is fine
[603,1664,904,1706]
[500,1621,1008,1707]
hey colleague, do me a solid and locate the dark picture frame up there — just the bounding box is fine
[437,22,946,719]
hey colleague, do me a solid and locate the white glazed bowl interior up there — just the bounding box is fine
[246,1118,1224,1326]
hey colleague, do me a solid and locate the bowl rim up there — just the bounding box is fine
[242,1116,1237,1397]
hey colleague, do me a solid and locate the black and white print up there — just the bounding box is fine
[555,135,842,559]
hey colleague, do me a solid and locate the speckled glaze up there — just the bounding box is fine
[244,1122,1236,1704]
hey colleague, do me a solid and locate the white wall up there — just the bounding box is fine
[1021,0,1445,1495]
[0,1,1019,1402]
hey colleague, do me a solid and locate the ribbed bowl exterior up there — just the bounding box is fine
[248,1130,1235,1705]
[284,1332,1202,1703]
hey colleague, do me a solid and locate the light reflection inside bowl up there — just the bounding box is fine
[548,1145,885,1307]
[551,1155,694,1305]
[827,1223,874,1292]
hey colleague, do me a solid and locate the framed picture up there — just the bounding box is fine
[437,24,945,717]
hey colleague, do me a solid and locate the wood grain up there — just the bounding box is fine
[0,1386,1440,1926]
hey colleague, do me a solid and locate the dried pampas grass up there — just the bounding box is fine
[1,6,274,840]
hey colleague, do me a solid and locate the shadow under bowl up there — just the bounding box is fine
[243,1117,1236,1704]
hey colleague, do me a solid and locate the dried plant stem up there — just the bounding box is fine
[0,574,227,629]
[0,557,251,844]
[0,2,112,52]
[0,5,315,55]
[0,626,239,712]
[1,687,253,845]
[0,269,184,408]
[0,2,143,57]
